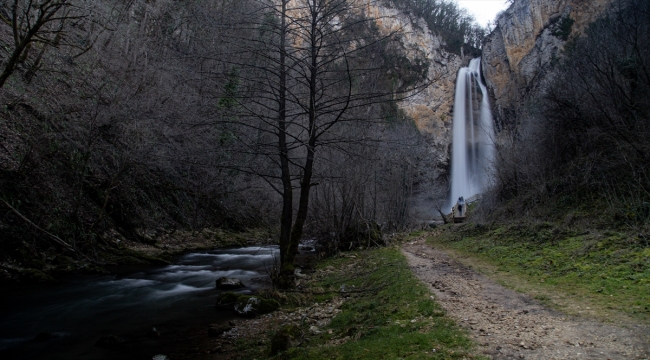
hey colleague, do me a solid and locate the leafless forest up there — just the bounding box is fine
[0,0,483,279]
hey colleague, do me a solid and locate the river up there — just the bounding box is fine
[0,245,279,359]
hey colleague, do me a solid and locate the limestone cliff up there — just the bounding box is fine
[366,1,465,218]
[482,0,614,126]
[368,1,462,172]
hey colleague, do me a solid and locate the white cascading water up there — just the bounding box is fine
[448,58,495,211]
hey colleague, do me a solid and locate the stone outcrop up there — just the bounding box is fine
[482,0,614,126]
[367,1,462,169]
[365,2,467,216]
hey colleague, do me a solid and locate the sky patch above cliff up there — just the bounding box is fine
[456,0,510,27]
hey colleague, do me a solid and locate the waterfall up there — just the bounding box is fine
[448,58,495,211]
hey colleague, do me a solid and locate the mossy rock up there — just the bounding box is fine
[215,291,241,307]
[233,295,280,318]
[270,324,301,355]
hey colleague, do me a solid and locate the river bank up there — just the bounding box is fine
[190,243,478,360]
[0,228,275,283]
[0,245,280,360]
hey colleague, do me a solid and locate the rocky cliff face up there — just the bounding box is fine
[482,0,614,127]
[368,1,462,176]
[367,1,465,216]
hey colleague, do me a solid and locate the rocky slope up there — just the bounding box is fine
[482,0,614,127]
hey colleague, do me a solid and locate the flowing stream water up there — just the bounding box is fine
[449,58,496,210]
[0,245,279,359]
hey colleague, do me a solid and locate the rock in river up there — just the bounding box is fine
[216,277,245,289]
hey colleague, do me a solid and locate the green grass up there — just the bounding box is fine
[429,223,650,321]
[236,246,482,359]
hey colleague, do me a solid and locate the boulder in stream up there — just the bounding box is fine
[216,277,245,289]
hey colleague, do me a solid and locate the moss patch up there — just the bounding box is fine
[429,223,650,322]
[233,246,482,359]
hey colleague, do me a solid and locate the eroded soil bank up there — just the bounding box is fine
[402,237,650,359]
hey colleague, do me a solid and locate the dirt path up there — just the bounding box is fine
[402,239,650,360]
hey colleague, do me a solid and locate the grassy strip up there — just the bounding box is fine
[236,246,481,359]
[429,223,650,322]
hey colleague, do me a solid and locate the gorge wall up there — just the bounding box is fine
[368,1,462,168]
[367,1,465,217]
[482,0,615,128]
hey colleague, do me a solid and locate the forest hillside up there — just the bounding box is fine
[0,0,479,281]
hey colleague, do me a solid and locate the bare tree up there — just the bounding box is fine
[202,0,432,287]
[0,0,92,87]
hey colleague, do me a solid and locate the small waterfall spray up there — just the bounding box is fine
[448,58,495,210]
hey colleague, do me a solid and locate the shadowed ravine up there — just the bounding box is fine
[0,246,279,360]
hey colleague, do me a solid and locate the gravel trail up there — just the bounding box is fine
[402,239,650,360]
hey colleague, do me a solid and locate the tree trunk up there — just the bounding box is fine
[277,0,294,289]
[279,6,319,286]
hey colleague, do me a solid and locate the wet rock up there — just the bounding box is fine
[216,277,245,289]
[208,324,232,337]
[95,335,125,348]
[215,291,241,307]
[234,296,280,318]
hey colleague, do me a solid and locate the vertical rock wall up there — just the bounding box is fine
[367,1,465,218]
[482,0,614,127]
[367,2,462,168]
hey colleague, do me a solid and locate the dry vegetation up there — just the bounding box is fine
[0,0,481,281]
[482,0,650,229]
